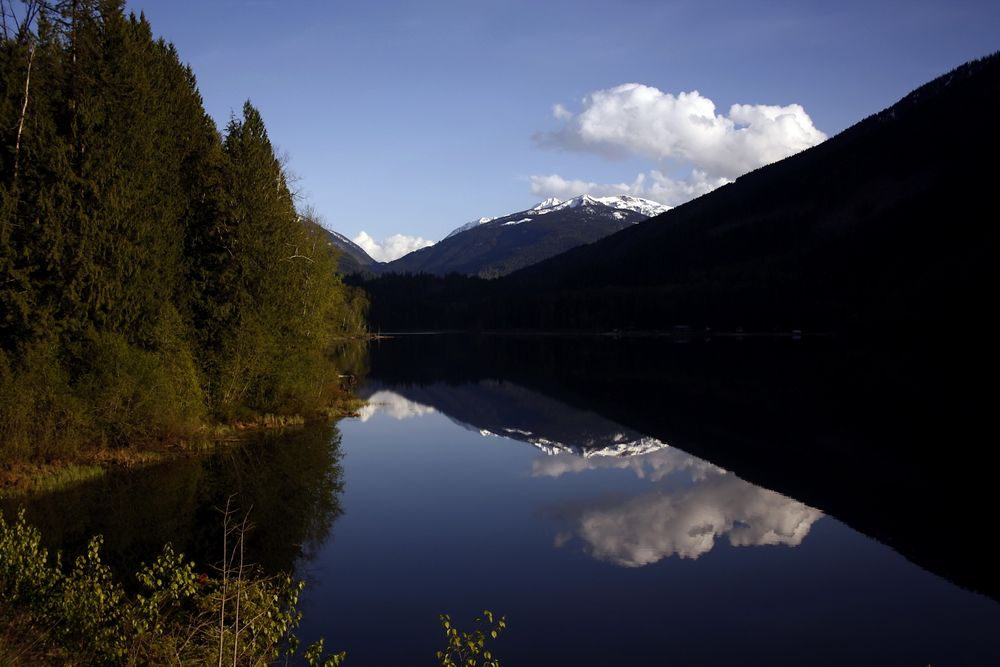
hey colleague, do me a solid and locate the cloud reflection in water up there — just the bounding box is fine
[541,448,823,567]
[357,390,436,422]
[532,446,723,482]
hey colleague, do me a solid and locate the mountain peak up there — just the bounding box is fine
[444,215,497,239]
[382,192,673,278]
[531,197,563,211]
[535,194,671,218]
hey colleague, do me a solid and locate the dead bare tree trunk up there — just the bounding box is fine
[218,497,232,667]
[3,1,46,179]
[232,510,250,667]
[12,40,34,179]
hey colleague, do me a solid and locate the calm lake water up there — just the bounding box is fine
[5,335,1000,665]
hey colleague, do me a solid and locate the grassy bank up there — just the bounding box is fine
[0,395,366,500]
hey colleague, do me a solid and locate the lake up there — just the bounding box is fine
[5,335,999,665]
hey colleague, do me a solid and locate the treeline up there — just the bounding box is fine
[0,0,366,462]
[353,271,826,333]
[347,272,491,332]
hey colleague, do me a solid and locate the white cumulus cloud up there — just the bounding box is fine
[532,83,826,207]
[353,231,434,263]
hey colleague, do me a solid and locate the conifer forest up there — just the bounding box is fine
[0,1,367,462]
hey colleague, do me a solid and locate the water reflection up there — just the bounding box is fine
[537,447,821,565]
[357,390,436,421]
[359,383,822,566]
[1,423,346,580]
[552,474,821,566]
[358,379,675,456]
[531,446,721,481]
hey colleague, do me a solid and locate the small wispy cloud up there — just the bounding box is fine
[551,103,573,121]
[353,231,434,262]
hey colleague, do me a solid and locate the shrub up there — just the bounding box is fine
[0,510,345,666]
[436,610,507,667]
[0,342,90,462]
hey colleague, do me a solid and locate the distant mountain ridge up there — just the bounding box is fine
[379,194,669,278]
[302,218,377,274]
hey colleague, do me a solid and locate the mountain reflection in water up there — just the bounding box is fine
[358,383,823,567]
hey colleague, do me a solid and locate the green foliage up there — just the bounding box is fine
[0,509,346,665]
[57,535,129,660]
[196,101,364,420]
[302,638,347,667]
[436,610,507,667]
[73,325,205,448]
[0,341,90,462]
[0,509,60,609]
[131,543,199,640]
[0,1,367,462]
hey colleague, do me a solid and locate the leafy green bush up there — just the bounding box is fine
[0,342,90,462]
[0,510,345,666]
[436,610,507,667]
[74,317,206,448]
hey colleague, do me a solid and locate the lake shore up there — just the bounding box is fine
[0,396,365,500]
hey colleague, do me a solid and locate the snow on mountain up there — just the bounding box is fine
[444,194,670,239]
[500,427,672,459]
[330,230,352,244]
[444,216,496,239]
[381,193,673,278]
[533,194,671,218]
[301,218,377,273]
[530,197,563,210]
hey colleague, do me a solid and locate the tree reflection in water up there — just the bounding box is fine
[1,423,345,583]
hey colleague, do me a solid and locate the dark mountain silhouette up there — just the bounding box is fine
[357,52,1000,334]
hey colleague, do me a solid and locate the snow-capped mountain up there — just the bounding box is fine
[525,194,670,220]
[380,194,670,278]
[444,194,669,239]
[444,216,496,239]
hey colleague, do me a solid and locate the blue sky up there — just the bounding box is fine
[130,0,999,259]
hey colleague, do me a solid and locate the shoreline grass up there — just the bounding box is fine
[0,397,366,500]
